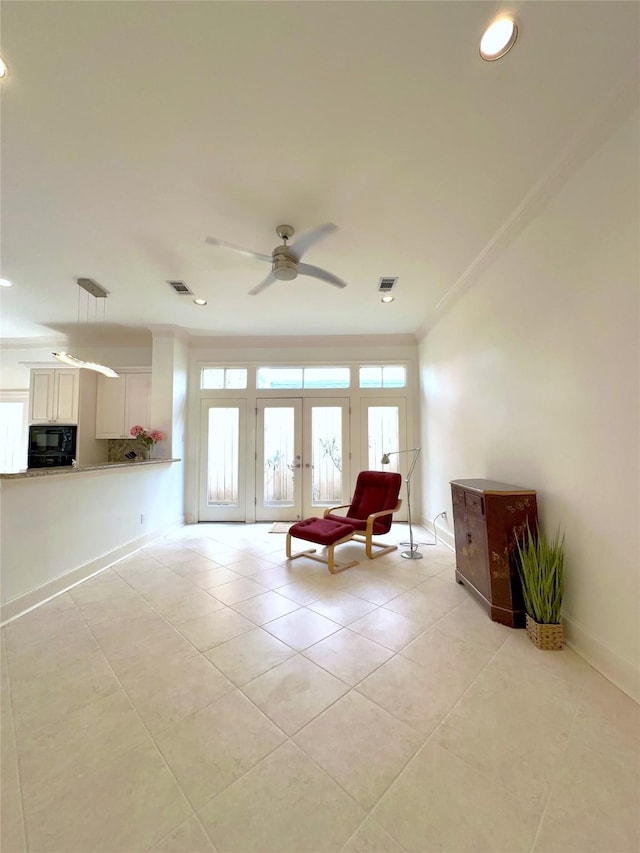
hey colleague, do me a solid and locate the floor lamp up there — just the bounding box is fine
[380,447,422,560]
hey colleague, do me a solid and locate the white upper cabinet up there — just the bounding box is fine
[125,373,152,434]
[95,375,127,437]
[95,371,151,439]
[29,369,80,424]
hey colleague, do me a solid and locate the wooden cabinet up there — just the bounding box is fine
[95,372,151,438]
[450,479,538,628]
[29,369,80,423]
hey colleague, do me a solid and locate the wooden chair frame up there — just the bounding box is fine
[285,527,359,574]
[322,500,402,559]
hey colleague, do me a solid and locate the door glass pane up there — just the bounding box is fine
[311,407,343,504]
[207,408,239,505]
[263,407,295,506]
[367,406,399,470]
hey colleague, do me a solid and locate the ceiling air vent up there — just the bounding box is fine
[378,277,398,293]
[167,280,193,295]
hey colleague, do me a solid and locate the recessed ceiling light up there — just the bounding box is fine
[480,17,518,61]
[193,298,208,306]
[0,58,8,79]
[0,278,13,287]
[381,295,395,304]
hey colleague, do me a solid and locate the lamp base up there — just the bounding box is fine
[401,549,423,559]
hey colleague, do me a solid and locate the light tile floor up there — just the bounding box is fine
[1,523,638,853]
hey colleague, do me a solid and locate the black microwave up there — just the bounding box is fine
[28,425,78,468]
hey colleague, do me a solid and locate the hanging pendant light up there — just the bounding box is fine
[51,351,119,377]
[53,278,118,378]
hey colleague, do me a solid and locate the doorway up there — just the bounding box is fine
[255,398,350,521]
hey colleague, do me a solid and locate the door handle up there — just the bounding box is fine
[304,463,314,469]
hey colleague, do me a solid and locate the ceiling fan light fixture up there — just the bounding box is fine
[206,223,346,294]
[272,256,298,281]
[480,17,518,61]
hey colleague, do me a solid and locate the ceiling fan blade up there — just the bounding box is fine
[205,236,272,264]
[249,271,277,296]
[297,263,347,289]
[289,223,338,260]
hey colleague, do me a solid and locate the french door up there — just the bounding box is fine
[256,398,350,521]
[199,399,247,521]
[198,395,407,522]
[361,397,408,521]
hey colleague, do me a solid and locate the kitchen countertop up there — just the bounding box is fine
[0,458,181,480]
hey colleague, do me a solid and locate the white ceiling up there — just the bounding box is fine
[1,1,638,345]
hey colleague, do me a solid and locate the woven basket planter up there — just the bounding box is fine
[525,615,564,650]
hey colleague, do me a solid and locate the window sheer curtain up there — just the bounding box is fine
[0,392,29,472]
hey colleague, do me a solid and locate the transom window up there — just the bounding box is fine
[256,367,350,390]
[359,365,406,388]
[201,368,248,390]
[201,364,407,391]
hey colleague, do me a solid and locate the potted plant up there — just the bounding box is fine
[515,520,565,650]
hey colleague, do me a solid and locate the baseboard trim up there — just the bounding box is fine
[563,615,640,704]
[419,518,455,551]
[0,519,185,626]
[416,523,638,703]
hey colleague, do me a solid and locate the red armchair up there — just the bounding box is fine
[323,470,402,559]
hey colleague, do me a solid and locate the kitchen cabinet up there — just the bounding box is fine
[27,368,105,466]
[450,479,538,628]
[95,371,151,439]
[29,369,79,423]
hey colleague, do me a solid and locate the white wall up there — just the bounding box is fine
[0,463,183,620]
[418,111,639,700]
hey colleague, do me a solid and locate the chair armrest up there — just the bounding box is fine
[323,504,351,518]
[365,500,402,535]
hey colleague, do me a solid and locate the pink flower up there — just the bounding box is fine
[129,425,163,447]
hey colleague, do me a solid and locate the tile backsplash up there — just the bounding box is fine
[107,438,150,463]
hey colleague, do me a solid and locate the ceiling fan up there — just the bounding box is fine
[205,223,347,296]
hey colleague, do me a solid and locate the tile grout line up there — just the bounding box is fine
[8,528,461,853]
[77,542,373,845]
[2,640,30,853]
[73,595,221,853]
[526,672,589,853]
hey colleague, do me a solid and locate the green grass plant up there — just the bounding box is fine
[515,521,565,625]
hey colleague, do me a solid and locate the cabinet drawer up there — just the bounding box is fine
[465,492,484,516]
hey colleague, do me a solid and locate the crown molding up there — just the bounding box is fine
[0,336,69,350]
[148,325,190,344]
[188,333,417,349]
[1,331,152,350]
